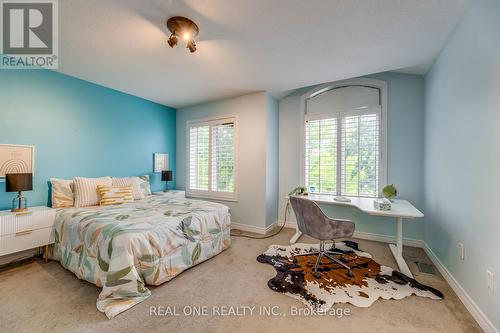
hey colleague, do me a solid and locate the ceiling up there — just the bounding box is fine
[58,0,470,108]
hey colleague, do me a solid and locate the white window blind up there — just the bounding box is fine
[189,125,209,191]
[305,118,337,194]
[341,113,379,197]
[188,117,236,200]
[303,85,384,198]
[211,122,234,193]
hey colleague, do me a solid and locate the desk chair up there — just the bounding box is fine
[289,196,355,278]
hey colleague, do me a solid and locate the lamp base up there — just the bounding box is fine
[11,192,28,212]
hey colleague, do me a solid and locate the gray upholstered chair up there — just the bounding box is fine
[289,196,355,278]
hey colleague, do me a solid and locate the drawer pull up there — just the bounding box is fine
[14,211,32,217]
[15,229,33,236]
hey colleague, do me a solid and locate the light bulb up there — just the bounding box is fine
[183,32,191,41]
[187,39,196,53]
[167,34,178,47]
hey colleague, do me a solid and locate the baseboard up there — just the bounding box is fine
[352,230,424,248]
[275,220,424,248]
[274,219,297,229]
[423,243,498,333]
[231,222,272,235]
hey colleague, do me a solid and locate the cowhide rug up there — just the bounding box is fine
[257,241,443,311]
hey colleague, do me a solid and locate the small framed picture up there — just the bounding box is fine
[154,153,168,173]
[0,144,35,182]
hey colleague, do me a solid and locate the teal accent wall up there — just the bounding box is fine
[424,0,499,330]
[278,72,425,240]
[0,70,176,210]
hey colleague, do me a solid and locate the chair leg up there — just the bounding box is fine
[292,251,319,257]
[324,253,349,270]
[313,252,323,278]
[291,250,319,264]
[324,252,354,277]
[292,241,354,278]
[326,240,346,262]
[311,241,326,278]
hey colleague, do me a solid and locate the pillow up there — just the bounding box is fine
[73,176,112,207]
[97,185,134,206]
[138,175,152,196]
[112,177,144,200]
[50,178,74,208]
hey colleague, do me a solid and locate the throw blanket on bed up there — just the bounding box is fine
[50,192,231,319]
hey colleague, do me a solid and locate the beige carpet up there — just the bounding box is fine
[0,228,481,333]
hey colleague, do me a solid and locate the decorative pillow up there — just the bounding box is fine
[73,176,112,207]
[138,175,152,196]
[112,177,144,200]
[50,178,74,208]
[97,185,134,206]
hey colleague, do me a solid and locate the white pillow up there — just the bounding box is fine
[50,178,74,208]
[138,175,152,196]
[73,176,112,207]
[112,177,144,200]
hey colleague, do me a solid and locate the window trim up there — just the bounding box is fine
[186,115,239,202]
[299,78,388,198]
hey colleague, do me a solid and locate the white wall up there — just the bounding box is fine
[265,95,279,227]
[177,92,278,229]
[424,0,500,330]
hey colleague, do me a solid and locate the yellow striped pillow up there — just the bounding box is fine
[97,185,134,206]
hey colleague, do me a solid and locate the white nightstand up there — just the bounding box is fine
[0,206,56,262]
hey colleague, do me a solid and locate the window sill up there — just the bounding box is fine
[307,194,379,200]
[186,192,238,203]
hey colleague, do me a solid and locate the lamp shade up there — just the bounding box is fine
[6,173,33,192]
[161,170,173,182]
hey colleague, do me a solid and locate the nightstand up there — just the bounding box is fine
[0,206,56,262]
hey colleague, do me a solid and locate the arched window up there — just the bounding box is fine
[301,79,387,197]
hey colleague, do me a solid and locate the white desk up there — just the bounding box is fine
[289,194,424,278]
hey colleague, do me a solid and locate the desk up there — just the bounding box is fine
[289,194,424,278]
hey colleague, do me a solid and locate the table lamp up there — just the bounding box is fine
[161,170,173,192]
[6,173,33,212]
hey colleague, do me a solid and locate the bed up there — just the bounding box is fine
[50,192,231,319]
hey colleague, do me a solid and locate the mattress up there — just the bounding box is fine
[50,192,231,318]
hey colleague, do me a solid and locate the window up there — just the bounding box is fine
[187,116,237,200]
[302,81,386,198]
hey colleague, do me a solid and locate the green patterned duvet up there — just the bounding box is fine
[50,192,231,319]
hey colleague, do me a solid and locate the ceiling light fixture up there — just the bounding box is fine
[166,16,199,53]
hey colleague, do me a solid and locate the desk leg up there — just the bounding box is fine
[290,228,303,244]
[388,217,413,278]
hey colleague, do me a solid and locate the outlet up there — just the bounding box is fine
[458,242,465,260]
[486,270,494,293]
